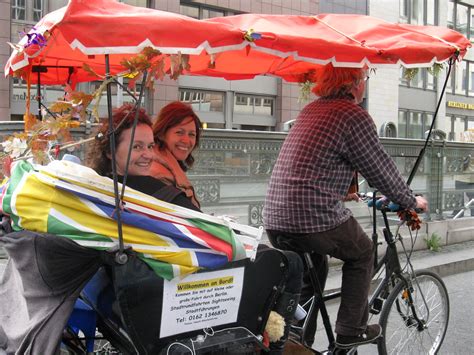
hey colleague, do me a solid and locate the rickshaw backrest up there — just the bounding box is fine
[111,247,290,354]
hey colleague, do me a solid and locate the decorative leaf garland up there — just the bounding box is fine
[403,63,445,82]
[297,70,317,103]
[2,47,195,175]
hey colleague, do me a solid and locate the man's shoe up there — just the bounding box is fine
[335,324,382,349]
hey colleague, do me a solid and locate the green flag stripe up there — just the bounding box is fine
[188,218,243,260]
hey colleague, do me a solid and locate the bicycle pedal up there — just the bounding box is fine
[369,297,384,314]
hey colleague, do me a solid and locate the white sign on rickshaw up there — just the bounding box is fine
[160,267,245,338]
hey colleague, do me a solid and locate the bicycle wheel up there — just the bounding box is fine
[378,270,449,355]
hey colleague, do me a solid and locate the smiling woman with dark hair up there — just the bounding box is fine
[88,104,153,176]
[87,103,200,211]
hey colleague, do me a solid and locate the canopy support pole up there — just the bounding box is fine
[37,70,41,120]
[105,54,127,264]
[119,72,148,200]
[406,55,457,186]
[32,66,48,120]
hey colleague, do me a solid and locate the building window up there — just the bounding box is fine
[120,0,150,6]
[398,111,408,138]
[409,111,423,138]
[233,94,274,117]
[471,6,474,39]
[400,0,409,22]
[179,89,224,112]
[426,68,436,90]
[457,3,469,38]
[400,0,437,25]
[448,0,474,41]
[81,80,147,114]
[411,0,424,25]
[450,115,474,141]
[180,2,236,19]
[11,0,26,20]
[33,0,43,22]
[455,60,467,95]
[426,0,436,25]
[380,122,398,137]
[448,0,455,29]
[469,61,474,97]
[411,69,424,89]
[180,4,200,18]
[201,8,225,19]
[398,110,434,139]
[446,59,474,96]
[400,67,436,91]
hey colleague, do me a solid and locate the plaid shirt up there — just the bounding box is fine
[263,95,416,233]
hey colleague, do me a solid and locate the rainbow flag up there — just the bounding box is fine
[0,160,254,280]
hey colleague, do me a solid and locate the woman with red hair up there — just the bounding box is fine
[151,101,202,209]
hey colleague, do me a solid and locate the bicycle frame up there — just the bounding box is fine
[290,194,424,353]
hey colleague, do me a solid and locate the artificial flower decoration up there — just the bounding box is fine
[7,28,51,71]
[1,137,28,159]
[397,210,422,231]
[22,27,49,49]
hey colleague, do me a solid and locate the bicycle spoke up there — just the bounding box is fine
[378,271,449,355]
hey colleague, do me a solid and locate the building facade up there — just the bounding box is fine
[1,0,473,140]
[370,0,474,142]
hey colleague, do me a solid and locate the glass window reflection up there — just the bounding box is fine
[457,4,468,37]
[179,89,225,112]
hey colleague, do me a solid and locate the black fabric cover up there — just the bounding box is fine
[113,248,290,354]
[0,231,111,355]
[0,231,292,355]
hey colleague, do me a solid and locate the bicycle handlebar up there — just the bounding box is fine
[366,196,401,212]
[365,196,423,214]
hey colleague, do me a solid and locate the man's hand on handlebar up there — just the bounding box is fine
[415,195,428,212]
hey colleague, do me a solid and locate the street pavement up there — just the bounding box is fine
[310,239,474,354]
[312,270,474,355]
[1,239,473,354]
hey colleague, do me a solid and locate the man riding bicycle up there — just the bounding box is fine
[263,63,428,350]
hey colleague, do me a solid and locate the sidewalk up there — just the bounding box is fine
[324,239,474,291]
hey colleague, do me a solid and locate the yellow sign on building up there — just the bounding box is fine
[447,101,474,110]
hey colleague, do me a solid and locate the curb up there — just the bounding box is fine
[423,257,474,278]
[324,240,474,292]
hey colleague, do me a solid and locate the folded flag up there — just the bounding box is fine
[0,160,253,280]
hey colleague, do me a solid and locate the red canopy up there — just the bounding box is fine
[5,0,471,84]
[194,13,471,81]
[4,0,246,85]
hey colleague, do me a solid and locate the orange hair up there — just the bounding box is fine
[312,63,366,98]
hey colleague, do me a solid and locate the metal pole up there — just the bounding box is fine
[406,56,457,186]
[32,65,49,120]
[120,72,148,200]
[37,70,42,120]
[105,54,127,264]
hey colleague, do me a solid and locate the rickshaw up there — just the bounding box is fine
[0,0,471,354]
